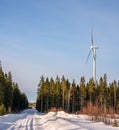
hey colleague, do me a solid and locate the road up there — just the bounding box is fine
[0,109,119,130]
[0,109,44,130]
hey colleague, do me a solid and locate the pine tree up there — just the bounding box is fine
[20,93,28,110]
[109,83,114,113]
[12,83,28,112]
[79,77,86,113]
[103,74,108,114]
[49,77,55,108]
[65,79,71,112]
[0,65,4,105]
[117,81,119,113]
[87,78,95,112]
[113,80,117,113]
[70,79,77,113]
[36,76,45,112]
[12,83,21,112]
[98,77,105,113]
[4,72,13,113]
[55,76,62,109]
[61,75,67,110]
[44,77,50,112]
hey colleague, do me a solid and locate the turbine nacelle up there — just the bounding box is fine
[90,45,99,50]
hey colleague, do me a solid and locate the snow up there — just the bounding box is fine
[0,109,119,130]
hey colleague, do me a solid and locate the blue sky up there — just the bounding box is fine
[0,0,119,102]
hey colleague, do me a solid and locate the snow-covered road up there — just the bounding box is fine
[0,109,44,130]
[0,109,119,130]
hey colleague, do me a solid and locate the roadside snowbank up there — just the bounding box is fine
[0,109,119,130]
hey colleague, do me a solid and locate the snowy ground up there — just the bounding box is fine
[0,109,119,130]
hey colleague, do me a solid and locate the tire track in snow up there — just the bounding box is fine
[33,113,44,130]
[7,116,34,130]
[7,110,44,130]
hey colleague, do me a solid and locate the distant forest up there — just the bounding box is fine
[36,75,119,115]
[0,62,28,115]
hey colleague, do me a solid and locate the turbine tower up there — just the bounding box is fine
[87,30,99,83]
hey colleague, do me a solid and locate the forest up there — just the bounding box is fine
[36,75,119,115]
[0,62,28,115]
[1,60,119,118]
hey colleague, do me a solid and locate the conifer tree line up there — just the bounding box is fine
[36,74,119,115]
[0,62,28,115]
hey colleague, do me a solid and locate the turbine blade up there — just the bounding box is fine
[86,49,92,63]
[91,26,94,45]
[93,53,95,60]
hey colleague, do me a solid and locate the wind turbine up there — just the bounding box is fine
[86,30,99,83]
